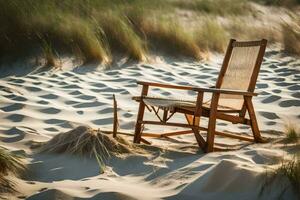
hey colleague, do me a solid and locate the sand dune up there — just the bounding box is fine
[0,49,299,199]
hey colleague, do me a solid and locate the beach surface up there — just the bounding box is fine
[0,49,299,199]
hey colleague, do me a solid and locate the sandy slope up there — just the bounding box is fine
[0,49,299,199]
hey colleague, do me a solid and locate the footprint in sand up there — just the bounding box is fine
[123,113,133,118]
[74,101,105,108]
[288,85,300,91]
[259,111,280,120]
[98,108,113,114]
[279,100,300,107]
[6,114,25,122]
[44,127,59,132]
[0,103,24,112]
[92,117,113,125]
[65,100,78,105]
[39,107,61,114]
[25,86,42,92]
[44,119,66,124]
[265,121,276,126]
[291,92,300,98]
[272,89,281,94]
[261,95,281,104]
[77,111,84,115]
[77,94,96,100]
[2,127,26,142]
[37,100,49,105]
[11,95,27,102]
[256,83,268,89]
[39,94,58,100]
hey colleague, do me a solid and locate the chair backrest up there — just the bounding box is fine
[215,39,267,111]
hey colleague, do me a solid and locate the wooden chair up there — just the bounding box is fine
[132,39,268,152]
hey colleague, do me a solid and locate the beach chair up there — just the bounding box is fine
[132,39,267,152]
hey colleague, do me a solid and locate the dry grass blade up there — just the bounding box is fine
[282,15,300,56]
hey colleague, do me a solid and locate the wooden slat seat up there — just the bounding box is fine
[132,96,241,113]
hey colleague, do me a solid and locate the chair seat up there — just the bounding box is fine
[132,96,241,113]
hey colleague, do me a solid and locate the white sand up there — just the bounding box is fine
[0,49,299,199]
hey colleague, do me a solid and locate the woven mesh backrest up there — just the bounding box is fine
[218,45,261,110]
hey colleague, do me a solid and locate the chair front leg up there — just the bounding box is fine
[206,93,220,152]
[133,85,149,143]
[244,96,263,142]
[193,91,206,149]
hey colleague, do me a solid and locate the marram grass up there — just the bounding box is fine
[0,0,297,66]
[285,124,299,143]
[260,153,300,198]
[0,147,26,194]
[40,126,144,172]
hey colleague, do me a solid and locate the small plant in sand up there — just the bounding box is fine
[0,146,26,194]
[285,124,299,143]
[40,126,143,173]
[261,154,300,198]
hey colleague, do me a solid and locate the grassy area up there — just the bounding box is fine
[0,146,26,194]
[0,0,299,66]
[172,0,252,16]
[285,124,299,143]
[261,155,300,198]
[282,15,300,56]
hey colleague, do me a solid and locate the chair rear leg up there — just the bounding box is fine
[206,113,217,153]
[244,97,263,142]
[185,114,205,149]
[133,85,148,143]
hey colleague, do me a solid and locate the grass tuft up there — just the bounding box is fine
[97,12,146,61]
[141,17,202,59]
[40,126,141,172]
[196,19,229,53]
[282,16,300,56]
[285,124,299,143]
[0,146,26,194]
[262,155,300,198]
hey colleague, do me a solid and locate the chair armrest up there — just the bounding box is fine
[137,81,194,90]
[192,87,257,96]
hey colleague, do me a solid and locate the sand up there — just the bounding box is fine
[0,49,299,199]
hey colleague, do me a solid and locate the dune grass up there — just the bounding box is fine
[282,16,300,56]
[172,0,252,16]
[260,154,300,198]
[40,126,142,173]
[141,17,203,59]
[0,146,26,194]
[285,124,299,143]
[195,19,229,53]
[0,0,298,66]
[251,0,300,6]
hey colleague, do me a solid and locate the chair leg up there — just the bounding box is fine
[244,97,263,142]
[206,94,219,153]
[185,114,205,149]
[206,113,217,153]
[133,85,149,143]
